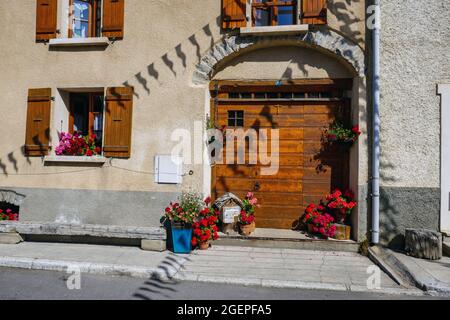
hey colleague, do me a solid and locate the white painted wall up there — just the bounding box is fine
[438,84,450,232]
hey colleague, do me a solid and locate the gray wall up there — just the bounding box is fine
[379,0,450,247]
[8,187,179,228]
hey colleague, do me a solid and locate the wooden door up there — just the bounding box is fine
[212,91,350,229]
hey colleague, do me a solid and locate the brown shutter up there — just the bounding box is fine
[301,0,327,25]
[104,87,133,158]
[36,0,58,41]
[25,89,52,157]
[222,0,247,29]
[102,0,125,39]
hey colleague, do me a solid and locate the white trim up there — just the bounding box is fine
[44,156,107,164]
[49,37,109,47]
[438,83,450,232]
[203,88,212,197]
[240,25,309,36]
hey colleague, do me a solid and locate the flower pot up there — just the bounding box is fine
[199,242,210,250]
[332,223,351,240]
[171,222,192,254]
[239,222,255,236]
[334,209,347,224]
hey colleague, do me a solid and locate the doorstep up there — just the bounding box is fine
[216,228,359,253]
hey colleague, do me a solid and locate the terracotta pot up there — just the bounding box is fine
[334,209,347,224]
[239,222,255,236]
[199,242,210,250]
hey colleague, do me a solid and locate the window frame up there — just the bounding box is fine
[68,92,105,148]
[68,0,102,38]
[251,0,298,27]
[228,110,245,127]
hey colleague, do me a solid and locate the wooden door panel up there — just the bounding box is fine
[218,104,304,116]
[215,165,303,180]
[213,88,350,230]
[215,178,302,193]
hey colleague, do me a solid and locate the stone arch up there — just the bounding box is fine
[193,29,365,85]
[0,190,26,206]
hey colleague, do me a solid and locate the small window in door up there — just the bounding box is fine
[228,110,244,127]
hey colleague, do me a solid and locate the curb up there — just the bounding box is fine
[0,256,179,280]
[367,246,450,295]
[0,255,426,296]
[172,273,424,296]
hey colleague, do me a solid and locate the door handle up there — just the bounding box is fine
[254,181,261,191]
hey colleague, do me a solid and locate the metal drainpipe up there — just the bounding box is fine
[371,0,381,244]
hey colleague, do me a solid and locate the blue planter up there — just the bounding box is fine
[171,222,192,254]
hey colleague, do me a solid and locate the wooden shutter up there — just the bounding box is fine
[25,89,52,156]
[301,0,327,25]
[222,0,247,29]
[102,0,125,39]
[36,0,58,41]
[104,87,133,158]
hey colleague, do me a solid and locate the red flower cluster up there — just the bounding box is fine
[352,125,362,137]
[238,192,258,226]
[164,201,197,224]
[0,209,19,221]
[303,203,336,237]
[326,189,357,215]
[56,132,101,156]
[326,122,361,143]
[191,198,219,248]
[303,188,357,238]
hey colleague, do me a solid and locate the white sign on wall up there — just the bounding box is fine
[222,206,241,224]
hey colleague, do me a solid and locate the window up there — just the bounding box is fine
[228,111,245,127]
[69,0,102,38]
[69,92,104,148]
[252,0,297,26]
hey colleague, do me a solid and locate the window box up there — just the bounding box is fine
[48,37,109,47]
[44,155,108,164]
[240,24,309,36]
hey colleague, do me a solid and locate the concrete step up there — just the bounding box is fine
[216,228,360,252]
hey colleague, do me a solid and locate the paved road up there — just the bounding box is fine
[0,267,446,300]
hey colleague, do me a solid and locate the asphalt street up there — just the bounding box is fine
[0,267,447,300]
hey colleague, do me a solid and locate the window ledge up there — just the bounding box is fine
[240,24,309,36]
[48,37,110,47]
[44,156,107,164]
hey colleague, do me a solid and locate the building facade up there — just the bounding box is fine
[0,0,446,247]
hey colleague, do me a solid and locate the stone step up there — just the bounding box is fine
[0,221,166,252]
[215,228,360,253]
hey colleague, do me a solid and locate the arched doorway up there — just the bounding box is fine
[206,43,360,230]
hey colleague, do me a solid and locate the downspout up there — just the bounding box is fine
[371,0,381,244]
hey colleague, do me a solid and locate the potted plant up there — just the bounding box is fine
[326,122,361,145]
[303,203,336,238]
[238,192,258,236]
[191,197,219,250]
[163,192,203,254]
[325,189,357,224]
[55,132,102,156]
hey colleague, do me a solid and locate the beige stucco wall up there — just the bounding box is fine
[0,0,367,233]
[0,0,366,193]
[213,46,354,80]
